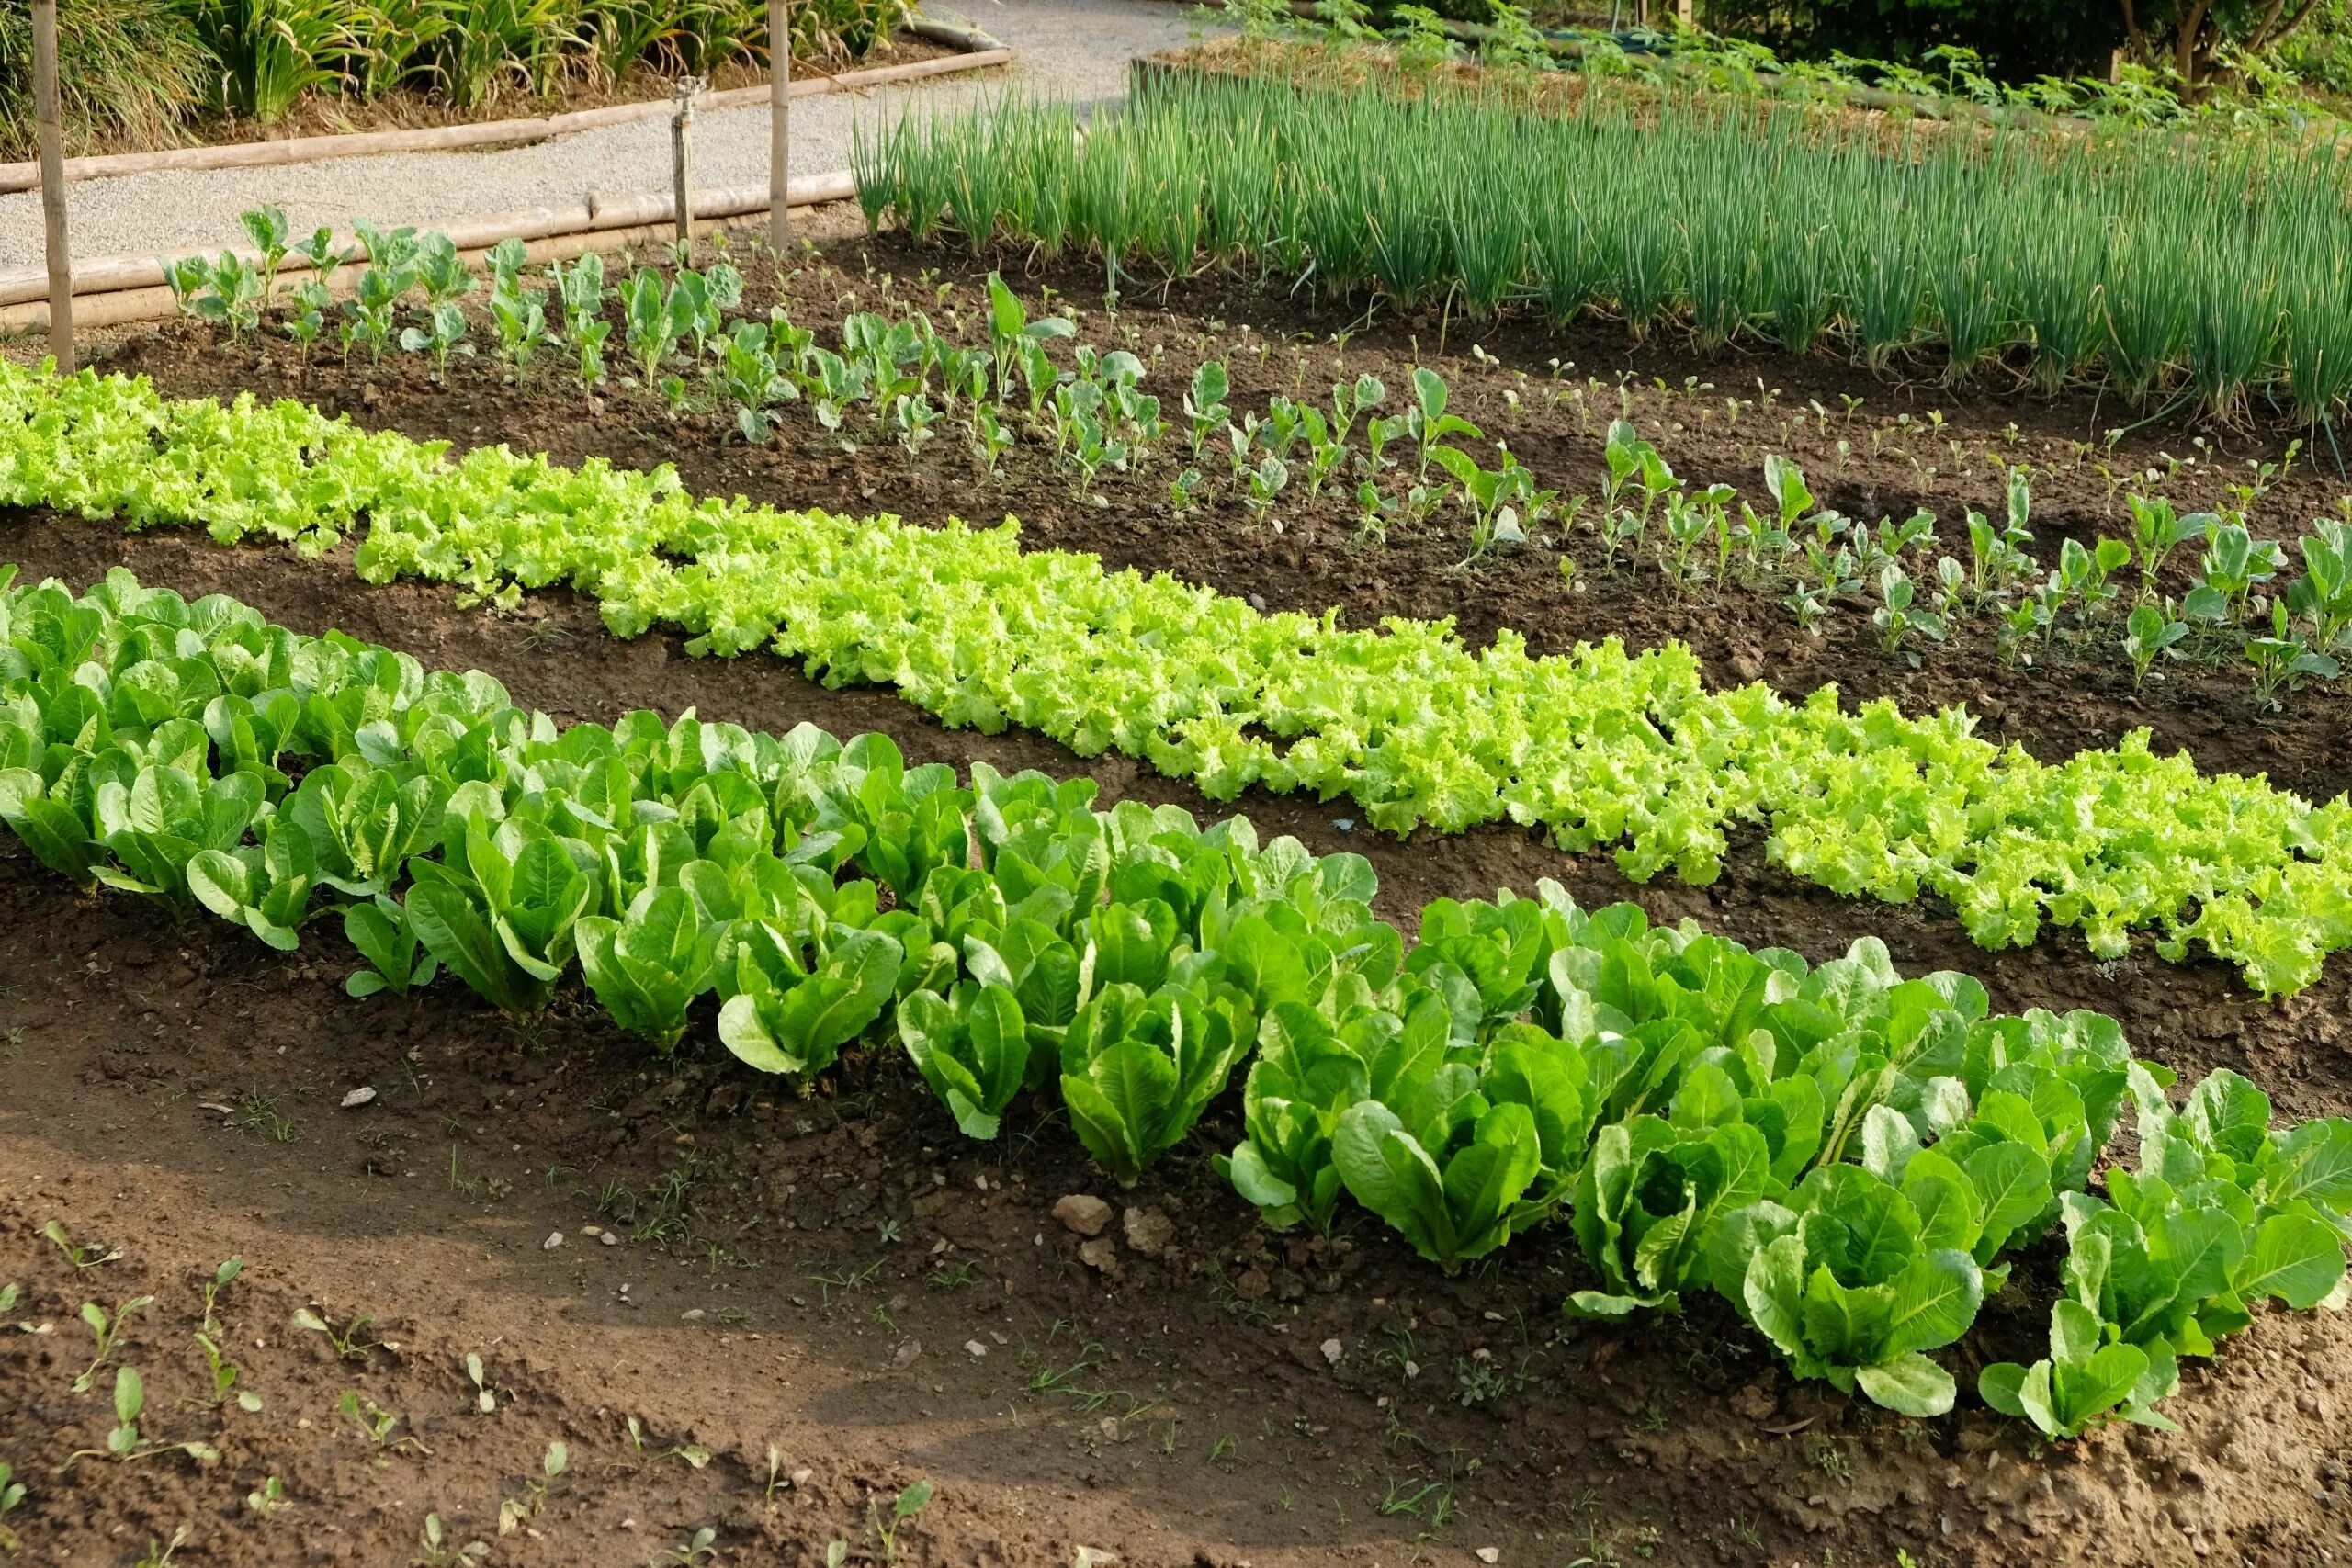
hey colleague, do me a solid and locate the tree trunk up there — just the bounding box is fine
[2175,0,2214,91]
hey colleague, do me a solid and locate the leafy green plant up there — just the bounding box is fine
[196,1329,264,1413]
[292,1305,379,1360]
[403,811,590,1016]
[400,301,473,384]
[721,324,797,444]
[237,205,292,306]
[899,983,1028,1138]
[1183,360,1231,460]
[1061,981,1251,1186]
[1871,563,1946,655]
[2122,602,2188,689]
[0,1458,23,1551]
[551,254,611,393]
[192,252,264,339]
[74,1294,155,1394]
[183,0,357,122]
[575,887,723,1053]
[2246,602,2340,710]
[620,269,681,385]
[67,1365,219,1468]
[985,272,1073,404]
[1738,1164,1984,1416]
[341,265,410,363]
[162,254,211,320]
[869,1480,932,1566]
[2287,518,2352,656]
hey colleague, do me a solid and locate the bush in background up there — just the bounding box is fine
[0,0,210,159]
[0,0,915,152]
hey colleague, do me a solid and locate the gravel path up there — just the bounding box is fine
[0,0,1205,270]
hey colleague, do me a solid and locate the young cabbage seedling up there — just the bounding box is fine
[463,1352,496,1413]
[73,1294,155,1394]
[293,226,343,294]
[193,253,264,341]
[1183,361,1231,460]
[195,1329,263,1413]
[293,1305,379,1360]
[2246,602,2340,711]
[871,1480,933,1566]
[281,279,333,367]
[237,205,292,307]
[2122,602,2188,689]
[161,255,210,320]
[67,1367,220,1468]
[42,1219,119,1270]
[401,301,473,385]
[0,1460,23,1551]
[413,1513,489,1566]
[1872,563,1947,657]
[497,1440,567,1536]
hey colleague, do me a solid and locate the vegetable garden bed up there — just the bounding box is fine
[2,225,2350,1568]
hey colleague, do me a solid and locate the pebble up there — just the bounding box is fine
[1320,1337,1343,1366]
[1123,1206,1174,1258]
[601,1230,619,1246]
[1476,1551,1501,1565]
[1054,1194,1113,1236]
[893,1340,923,1370]
[340,1087,377,1109]
[964,1339,988,1358]
[543,1232,563,1250]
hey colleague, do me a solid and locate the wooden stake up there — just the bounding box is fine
[771,0,791,253]
[32,0,73,371]
[671,76,703,253]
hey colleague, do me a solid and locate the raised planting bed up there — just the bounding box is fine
[0,221,2348,1568]
[0,563,2348,1568]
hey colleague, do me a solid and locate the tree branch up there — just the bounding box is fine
[2263,0,2326,50]
[2176,0,2215,86]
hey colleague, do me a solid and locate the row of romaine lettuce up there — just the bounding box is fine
[0,358,2346,999]
[6,567,2348,1438]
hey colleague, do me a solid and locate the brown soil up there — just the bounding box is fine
[5,222,2352,1568]
[92,222,2352,800]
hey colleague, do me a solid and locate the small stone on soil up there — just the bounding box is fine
[1053,1194,1112,1236]
[1078,1238,1121,1276]
[1476,1550,1501,1564]
[543,1231,563,1249]
[340,1087,376,1108]
[1123,1205,1174,1257]
[893,1340,922,1369]
[965,1339,988,1358]
[1320,1337,1343,1366]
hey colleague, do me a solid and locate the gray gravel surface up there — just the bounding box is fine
[0,0,1207,269]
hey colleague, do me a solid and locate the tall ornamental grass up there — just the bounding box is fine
[855,71,2352,419]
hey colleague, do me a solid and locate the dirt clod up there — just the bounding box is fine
[1054,1193,1113,1236]
[1124,1204,1174,1257]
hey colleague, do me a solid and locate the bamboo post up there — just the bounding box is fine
[770,0,791,254]
[670,76,704,254]
[31,0,73,371]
